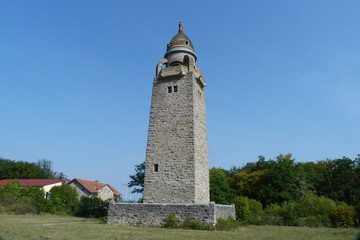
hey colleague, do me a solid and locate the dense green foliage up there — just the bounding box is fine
[0,157,66,180]
[75,196,109,218]
[209,154,360,228]
[0,180,42,214]
[49,185,79,215]
[129,154,360,228]
[209,168,235,205]
[0,180,107,220]
[0,180,79,215]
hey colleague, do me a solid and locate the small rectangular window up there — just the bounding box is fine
[173,86,178,92]
[168,86,172,93]
[154,164,159,172]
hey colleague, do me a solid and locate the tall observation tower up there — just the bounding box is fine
[108,22,234,226]
[143,21,209,204]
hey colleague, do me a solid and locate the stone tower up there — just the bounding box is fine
[108,23,235,226]
[143,22,209,204]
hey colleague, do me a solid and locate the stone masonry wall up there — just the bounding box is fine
[108,202,235,226]
[192,71,209,203]
[143,69,208,204]
[215,204,237,220]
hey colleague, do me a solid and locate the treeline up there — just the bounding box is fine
[0,157,66,180]
[210,154,360,228]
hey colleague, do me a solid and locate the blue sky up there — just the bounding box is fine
[1,1,359,200]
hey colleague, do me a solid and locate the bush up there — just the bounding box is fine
[215,217,239,231]
[249,198,263,216]
[11,198,37,215]
[162,214,180,228]
[281,201,299,226]
[75,196,109,218]
[182,219,203,230]
[261,195,339,227]
[50,185,79,215]
[331,206,355,228]
[264,203,283,215]
[232,196,251,222]
[0,181,43,214]
[297,192,336,217]
[302,215,332,228]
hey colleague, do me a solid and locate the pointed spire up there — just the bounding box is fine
[178,21,183,33]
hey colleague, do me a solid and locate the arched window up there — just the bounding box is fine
[183,55,189,66]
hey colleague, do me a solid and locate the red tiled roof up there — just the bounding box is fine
[70,178,121,196]
[0,179,63,187]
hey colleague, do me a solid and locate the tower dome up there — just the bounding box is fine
[165,22,197,66]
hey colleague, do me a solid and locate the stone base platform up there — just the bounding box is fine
[107,202,235,226]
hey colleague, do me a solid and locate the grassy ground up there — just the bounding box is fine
[0,214,358,240]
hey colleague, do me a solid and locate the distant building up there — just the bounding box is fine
[68,178,121,201]
[0,179,64,198]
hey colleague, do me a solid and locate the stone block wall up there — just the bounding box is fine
[143,69,209,204]
[108,202,235,226]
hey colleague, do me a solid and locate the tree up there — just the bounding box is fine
[209,168,235,205]
[0,157,43,179]
[230,169,267,200]
[230,154,303,206]
[76,196,109,218]
[128,161,145,193]
[0,157,66,180]
[314,157,360,206]
[50,184,79,215]
[258,154,302,206]
[36,159,66,180]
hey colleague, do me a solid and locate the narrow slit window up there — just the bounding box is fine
[173,86,178,92]
[168,86,172,93]
[154,164,159,172]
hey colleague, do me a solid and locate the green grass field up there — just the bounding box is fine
[0,214,358,240]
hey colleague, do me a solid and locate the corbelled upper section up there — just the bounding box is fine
[164,22,197,65]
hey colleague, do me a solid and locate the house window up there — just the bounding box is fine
[154,164,159,172]
[45,192,52,199]
[174,86,178,92]
[81,187,85,192]
[168,86,172,93]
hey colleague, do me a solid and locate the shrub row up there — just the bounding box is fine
[162,214,239,231]
[233,192,357,228]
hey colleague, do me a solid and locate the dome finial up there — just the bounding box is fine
[178,21,183,33]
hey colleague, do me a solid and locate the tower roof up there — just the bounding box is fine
[165,22,197,60]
